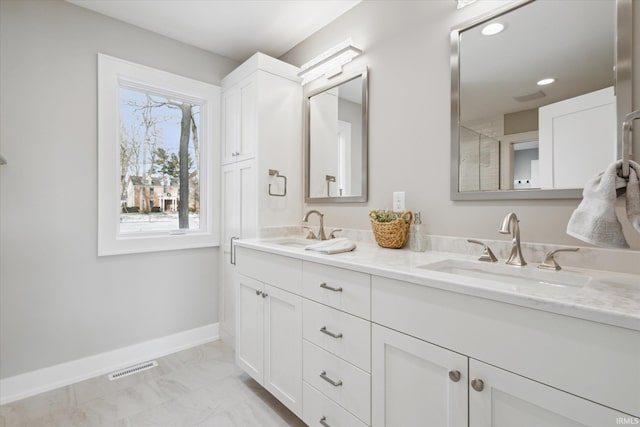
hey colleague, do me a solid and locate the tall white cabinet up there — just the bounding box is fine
[218,53,302,345]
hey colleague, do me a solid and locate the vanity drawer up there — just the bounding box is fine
[303,382,368,427]
[236,247,302,294]
[303,340,371,424]
[302,261,370,319]
[303,299,371,372]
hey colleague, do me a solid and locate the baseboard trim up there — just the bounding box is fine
[0,323,219,405]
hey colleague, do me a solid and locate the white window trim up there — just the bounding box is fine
[98,54,220,256]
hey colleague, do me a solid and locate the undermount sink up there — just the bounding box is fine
[418,259,591,291]
[264,238,312,249]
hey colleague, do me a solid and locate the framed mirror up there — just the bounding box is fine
[451,0,633,200]
[305,68,368,203]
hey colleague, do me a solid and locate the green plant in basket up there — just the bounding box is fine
[369,209,413,249]
[369,209,400,223]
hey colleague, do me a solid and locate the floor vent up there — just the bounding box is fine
[107,360,158,381]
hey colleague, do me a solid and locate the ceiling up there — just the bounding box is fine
[66,0,361,62]
[460,0,614,122]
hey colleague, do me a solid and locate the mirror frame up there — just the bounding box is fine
[304,68,369,203]
[450,0,633,200]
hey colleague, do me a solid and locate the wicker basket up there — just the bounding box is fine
[370,211,413,249]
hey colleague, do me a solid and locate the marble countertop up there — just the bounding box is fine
[235,237,640,332]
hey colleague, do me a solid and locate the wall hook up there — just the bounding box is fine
[325,175,335,197]
[268,169,287,197]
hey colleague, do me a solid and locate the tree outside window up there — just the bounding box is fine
[119,87,201,232]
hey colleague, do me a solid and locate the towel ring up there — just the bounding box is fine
[268,169,287,197]
[622,110,640,178]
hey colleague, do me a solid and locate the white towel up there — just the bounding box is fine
[305,238,356,254]
[566,159,640,248]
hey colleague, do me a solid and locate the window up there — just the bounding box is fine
[98,54,220,255]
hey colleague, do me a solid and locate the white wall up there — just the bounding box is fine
[0,0,238,379]
[281,0,640,250]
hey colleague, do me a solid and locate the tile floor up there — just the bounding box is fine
[0,340,306,426]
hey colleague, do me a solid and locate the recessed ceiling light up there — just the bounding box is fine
[537,78,556,86]
[481,22,505,36]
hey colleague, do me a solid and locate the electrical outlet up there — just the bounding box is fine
[393,191,405,212]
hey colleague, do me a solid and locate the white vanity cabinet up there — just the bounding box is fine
[372,275,639,425]
[218,53,302,345]
[235,247,373,426]
[235,248,303,417]
[234,243,639,427]
[372,323,630,427]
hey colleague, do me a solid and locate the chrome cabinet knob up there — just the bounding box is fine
[448,370,461,382]
[319,416,330,427]
[471,378,484,392]
[261,293,268,298]
[255,290,262,296]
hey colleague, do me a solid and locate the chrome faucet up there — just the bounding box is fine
[499,212,527,266]
[302,210,327,240]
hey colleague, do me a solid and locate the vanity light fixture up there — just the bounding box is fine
[297,38,363,86]
[456,0,477,9]
[537,77,556,86]
[481,22,505,36]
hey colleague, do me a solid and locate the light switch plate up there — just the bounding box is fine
[393,191,405,212]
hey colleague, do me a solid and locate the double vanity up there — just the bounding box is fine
[233,235,640,427]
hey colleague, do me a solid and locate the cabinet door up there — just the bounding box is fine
[221,163,239,249]
[237,73,257,161]
[237,159,257,239]
[236,275,264,384]
[219,252,236,342]
[372,324,468,427]
[263,284,302,417]
[222,74,257,164]
[221,86,240,165]
[469,359,632,427]
[219,163,238,343]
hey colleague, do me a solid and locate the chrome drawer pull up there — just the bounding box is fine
[319,282,343,292]
[319,416,330,427]
[448,370,461,382]
[320,326,343,339]
[319,371,343,387]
